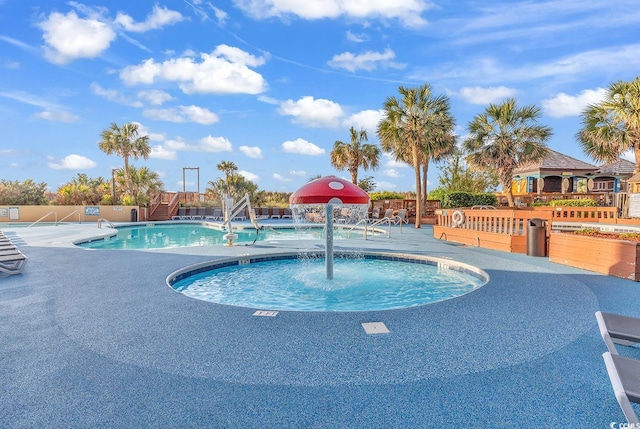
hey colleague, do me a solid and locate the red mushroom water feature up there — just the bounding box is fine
[289,176,370,280]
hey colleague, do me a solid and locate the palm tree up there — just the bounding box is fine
[98,122,151,199]
[377,84,456,227]
[127,166,164,207]
[464,98,552,207]
[330,126,381,185]
[577,76,640,173]
[216,161,238,195]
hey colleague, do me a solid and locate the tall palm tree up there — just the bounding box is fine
[98,122,151,198]
[377,84,456,227]
[464,98,552,207]
[577,76,640,173]
[330,126,381,185]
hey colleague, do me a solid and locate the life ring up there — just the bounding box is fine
[452,210,465,227]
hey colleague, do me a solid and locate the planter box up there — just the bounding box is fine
[549,232,640,281]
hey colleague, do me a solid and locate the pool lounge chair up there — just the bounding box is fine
[270,208,281,219]
[396,209,409,224]
[0,249,28,275]
[256,208,270,220]
[281,208,292,219]
[173,208,187,220]
[596,311,640,355]
[603,352,640,424]
[205,208,223,221]
[191,208,205,220]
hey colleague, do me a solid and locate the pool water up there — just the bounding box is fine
[76,224,372,250]
[170,256,486,311]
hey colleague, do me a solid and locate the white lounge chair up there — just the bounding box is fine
[256,208,270,219]
[281,208,292,219]
[270,208,281,219]
[596,311,640,355]
[603,352,640,424]
[396,209,409,224]
[172,207,187,220]
[0,249,28,275]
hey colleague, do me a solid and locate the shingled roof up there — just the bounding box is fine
[514,149,596,174]
[596,158,635,176]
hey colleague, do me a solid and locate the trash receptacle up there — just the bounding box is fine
[527,218,546,257]
[130,208,138,222]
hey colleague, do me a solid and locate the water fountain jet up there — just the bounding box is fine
[289,176,370,280]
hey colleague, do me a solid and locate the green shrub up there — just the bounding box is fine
[549,199,596,207]
[369,191,407,201]
[442,192,498,208]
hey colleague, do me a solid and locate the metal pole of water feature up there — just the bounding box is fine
[325,203,334,280]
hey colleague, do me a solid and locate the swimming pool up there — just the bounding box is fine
[76,223,377,250]
[168,251,488,311]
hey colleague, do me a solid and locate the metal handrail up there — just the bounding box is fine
[58,210,80,224]
[97,218,116,229]
[28,211,57,227]
[365,216,394,238]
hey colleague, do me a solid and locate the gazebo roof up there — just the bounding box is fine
[514,149,597,174]
[596,158,635,176]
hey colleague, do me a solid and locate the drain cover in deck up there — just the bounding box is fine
[253,310,279,317]
[361,322,390,334]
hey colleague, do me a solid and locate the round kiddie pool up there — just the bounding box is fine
[167,251,489,312]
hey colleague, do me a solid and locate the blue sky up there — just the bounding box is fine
[1,0,639,194]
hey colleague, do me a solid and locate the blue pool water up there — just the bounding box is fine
[169,254,487,311]
[77,223,372,250]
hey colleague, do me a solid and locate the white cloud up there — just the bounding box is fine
[198,135,233,152]
[137,89,174,105]
[328,48,405,72]
[34,110,80,123]
[133,122,166,141]
[90,82,143,107]
[273,173,292,182]
[413,44,640,85]
[383,169,403,178]
[542,87,607,118]
[48,154,97,170]
[343,109,384,134]
[114,5,184,32]
[233,0,431,27]
[282,138,326,155]
[457,86,517,105]
[150,145,177,160]
[143,105,219,124]
[383,153,410,168]
[374,181,398,191]
[38,11,116,64]
[158,135,233,156]
[239,145,263,158]
[120,45,267,95]
[239,170,259,182]
[290,170,306,176]
[346,30,368,43]
[279,96,343,127]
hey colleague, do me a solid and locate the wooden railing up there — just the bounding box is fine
[434,206,623,254]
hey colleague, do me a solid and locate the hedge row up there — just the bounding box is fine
[442,192,498,209]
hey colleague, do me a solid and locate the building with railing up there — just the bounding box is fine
[501,149,635,208]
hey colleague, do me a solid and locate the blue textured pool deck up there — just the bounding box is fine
[2,221,640,428]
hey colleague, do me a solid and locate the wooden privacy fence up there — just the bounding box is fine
[433,206,619,254]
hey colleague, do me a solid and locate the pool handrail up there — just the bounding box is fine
[28,211,57,227]
[58,210,80,224]
[97,218,116,229]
